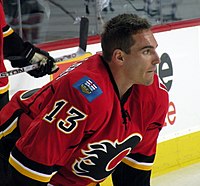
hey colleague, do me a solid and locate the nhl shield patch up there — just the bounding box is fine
[73,76,103,102]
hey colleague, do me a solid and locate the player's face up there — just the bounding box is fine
[123,29,160,86]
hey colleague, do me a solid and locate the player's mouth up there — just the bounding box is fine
[147,67,156,73]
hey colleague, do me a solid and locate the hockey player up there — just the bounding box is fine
[0,0,58,110]
[0,13,169,185]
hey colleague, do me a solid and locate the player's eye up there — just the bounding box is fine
[143,49,151,55]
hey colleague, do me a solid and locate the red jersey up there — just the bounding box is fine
[0,1,14,94]
[1,54,168,185]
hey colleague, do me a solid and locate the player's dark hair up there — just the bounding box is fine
[101,14,151,62]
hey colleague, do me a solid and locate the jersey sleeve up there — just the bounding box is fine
[112,161,151,186]
[0,90,28,159]
[7,165,48,186]
[8,76,90,184]
[3,25,26,58]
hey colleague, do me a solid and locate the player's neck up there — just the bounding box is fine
[118,81,133,99]
[109,65,134,99]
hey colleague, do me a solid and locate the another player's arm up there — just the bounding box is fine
[3,25,58,77]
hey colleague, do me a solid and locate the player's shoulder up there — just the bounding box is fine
[55,54,103,80]
[66,74,113,119]
[54,55,111,105]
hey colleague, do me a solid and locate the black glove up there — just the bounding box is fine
[7,42,59,78]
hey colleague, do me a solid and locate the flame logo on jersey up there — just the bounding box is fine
[72,133,142,181]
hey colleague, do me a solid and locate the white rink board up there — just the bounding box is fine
[155,26,200,142]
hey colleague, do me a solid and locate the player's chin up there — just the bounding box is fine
[144,75,154,86]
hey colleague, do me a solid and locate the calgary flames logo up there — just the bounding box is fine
[73,134,142,181]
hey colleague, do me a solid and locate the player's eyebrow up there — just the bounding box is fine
[140,44,158,50]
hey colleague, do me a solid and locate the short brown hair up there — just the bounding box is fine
[101,14,151,62]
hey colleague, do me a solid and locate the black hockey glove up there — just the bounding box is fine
[7,42,59,78]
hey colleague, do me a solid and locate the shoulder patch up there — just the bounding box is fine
[73,76,103,102]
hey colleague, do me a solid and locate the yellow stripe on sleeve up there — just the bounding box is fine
[3,27,14,38]
[0,117,17,140]
[122,157,153,171]
[9,154,57,182]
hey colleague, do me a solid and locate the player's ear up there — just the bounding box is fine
[112,49,124,65]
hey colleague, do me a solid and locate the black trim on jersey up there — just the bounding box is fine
[11,147,62,175]
[127,153,155,164]
[2,25,10,32]
[0,127,20,160]
[0,109,23,132]
[112,162,151,186]
[0,90,9,109]
[100,56,120,99]
[0,109,23,160]
[3,26,25,58]
[101,56,132,127]
[7,164,47,186]
[120,88,132,126]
